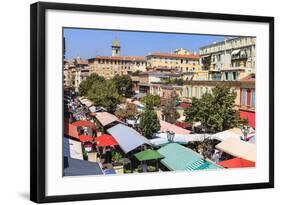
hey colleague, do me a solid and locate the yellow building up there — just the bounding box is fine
[89,56,146,79]
[146,52,201,73]
[88,38,147,79]
[182,81,241,106]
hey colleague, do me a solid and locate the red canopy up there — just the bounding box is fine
[64,121,79,140]
[95,134,118,147]
[217,157,255,168]
[72,120,96,129]
[175,122,192,129]
[79,135,93,142]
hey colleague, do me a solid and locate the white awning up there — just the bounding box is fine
[107,124,150,153]
[215,137,256,162]
[231,49,241,55]
[95,112,120,127]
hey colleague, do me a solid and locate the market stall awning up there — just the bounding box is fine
[95,134,118,147]
[64,121,79,140]
[63,156,104,176]
[160,120,191,135]
[63,137,83,160]
[210,128,242,141]
[107,124,150,154]
[231,49,241,55]
[72,120,96,129]
[79,135,93,142]
[158,143,222,171]
[217,157,255,168]
[134,149,164,161]
[215,137,256,162]
[95,112,120,127]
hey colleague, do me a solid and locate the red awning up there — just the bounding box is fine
[79,135,93,142]
[64,121,79,140]
[175,122,192,129]
[217,157,255,168]
[72,120,96,129]
[95,134,118,147]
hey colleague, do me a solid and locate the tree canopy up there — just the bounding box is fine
[184,84,245,133]
[86,80,121,113]
[140,93,161,109]
[112,75,134,98]
[139,108,160,139]
[78,73,105,96]
[114,103,139,120]
[162,91,180,124]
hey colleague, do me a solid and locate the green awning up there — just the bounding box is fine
[134,149,164,161]
[158,143,222,171]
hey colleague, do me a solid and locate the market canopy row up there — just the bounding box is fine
[158,143,222,171]
[215,137,256,162]
[95,112,120,127]
[107,124,150,153]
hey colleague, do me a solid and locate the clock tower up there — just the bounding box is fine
[112,38,121,56]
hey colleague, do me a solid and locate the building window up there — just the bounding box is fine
[189,87,192,97]
[233,72,237,80]
[195,87,199,98]
[251,89,255,107]
[217,54,221,61]
[241,89,247,106]
[181,59,183,64]
[225,72,229,80]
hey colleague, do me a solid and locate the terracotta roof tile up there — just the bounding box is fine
[149,52,200,59]
[95,56,146,61]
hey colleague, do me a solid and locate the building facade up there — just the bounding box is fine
[146,52,201,73]
[64,57,90,91]
[200,37,256,81]
[182,81,242,106]
[239,74,255,128]
[89,38,147,79]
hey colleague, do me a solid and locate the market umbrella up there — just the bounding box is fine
[217,157,255,168]
[134,149,164,161]
[95,134,118,147]
[72,120,96,129]
[79,135,93,142]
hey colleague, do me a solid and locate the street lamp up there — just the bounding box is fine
[241,125,250,141]
[167,131,175,142]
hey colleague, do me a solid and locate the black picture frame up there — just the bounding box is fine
[30,1,274,203]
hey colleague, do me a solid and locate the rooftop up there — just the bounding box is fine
[92,56,146,61]
[148,52,200,59]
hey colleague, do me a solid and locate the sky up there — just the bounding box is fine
[64,28,230,60]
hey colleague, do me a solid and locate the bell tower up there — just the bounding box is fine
[112,38,121,56]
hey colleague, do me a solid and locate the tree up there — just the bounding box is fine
[139,108,160,139]
[184,84,244,133]
[78,73,104,96]
[114,103,139,120]
[86,80,121,113]
[140,93,161,109]
[131,70,142,76]
[112,75,134,97]
[164,78,184,85]
[162,91,180,124]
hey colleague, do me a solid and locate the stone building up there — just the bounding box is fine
[200,37,256,81]
[63,57,89,91]
[88,38,146,79]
